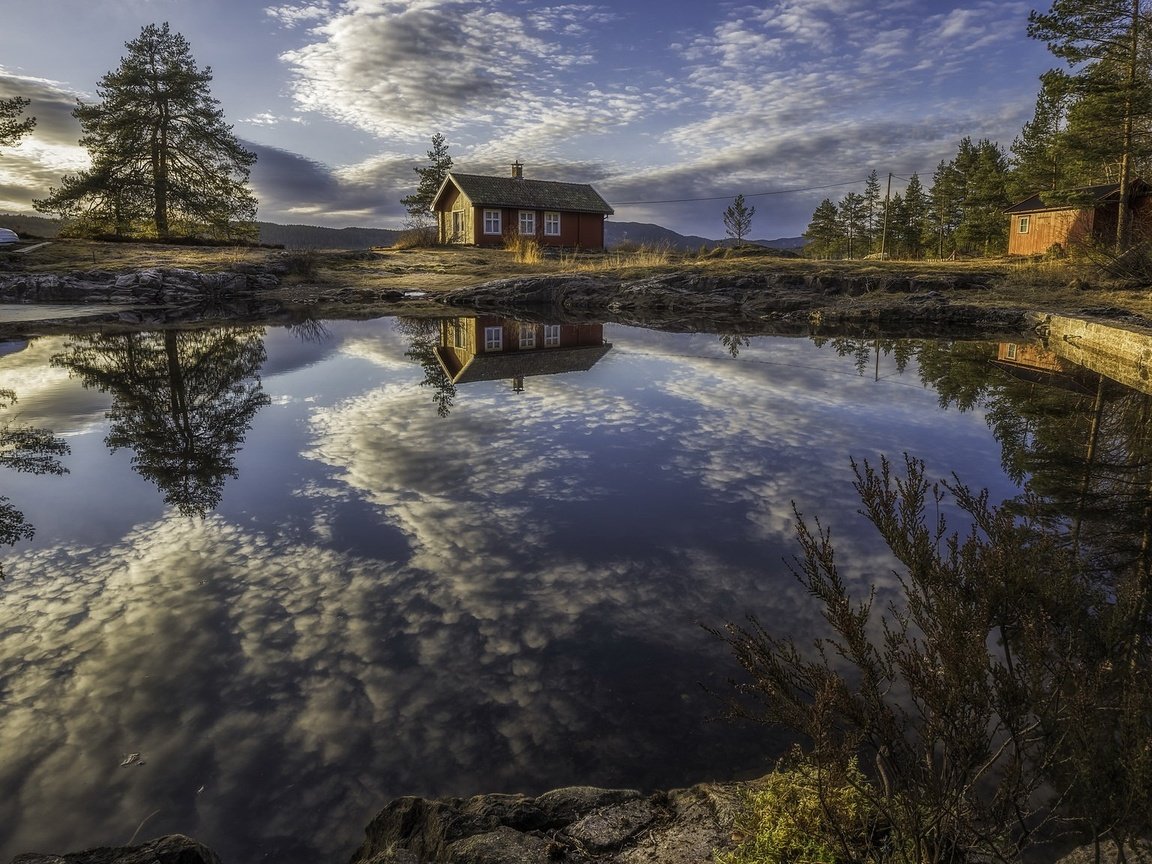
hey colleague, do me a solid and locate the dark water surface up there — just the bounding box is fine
[0,317,1142,861]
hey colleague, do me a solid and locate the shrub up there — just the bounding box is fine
[719,750,883,864]
[711,455,1119,863]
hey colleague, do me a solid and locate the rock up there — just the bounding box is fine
[0,266,281,303]
[347,781,742,864]
[11,834,220,864]
[446,827,554,864]
[563,797,659,853]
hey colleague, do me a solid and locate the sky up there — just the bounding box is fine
[0,0,1060,239]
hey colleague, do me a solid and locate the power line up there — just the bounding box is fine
[609,178,870,207]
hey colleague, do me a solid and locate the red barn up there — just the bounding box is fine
[432,163,614,250]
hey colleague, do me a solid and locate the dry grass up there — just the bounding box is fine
[560,243,674,272]
[502,233,543,264]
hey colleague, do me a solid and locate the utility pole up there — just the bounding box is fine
[880,172,892,259]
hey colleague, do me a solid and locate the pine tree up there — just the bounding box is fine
[723,193,756,243]
[400,133,453,228]
[1010,71,1074,199]
[863,169,883,254]
[837,191,867,258]
[35,23,257,241]
[0,97,35,148]
[959,141,1012,255]
[805,198,842,258]
[1028,0,1149,247]
[899,174,931,258]
[930,159,964,258]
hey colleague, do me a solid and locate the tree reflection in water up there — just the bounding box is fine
[0,389,70,578]
[52,329,270,517]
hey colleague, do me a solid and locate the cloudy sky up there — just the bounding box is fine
[0,0,1057,238]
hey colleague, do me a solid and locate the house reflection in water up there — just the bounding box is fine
[436,316,611,392]
[994,342,1102,396]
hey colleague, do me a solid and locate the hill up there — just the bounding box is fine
[0,212,805,252]
[255,222,402,248]
[605,220,804,251]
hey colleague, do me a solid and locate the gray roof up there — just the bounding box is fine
[1005,179,1151,214]
[436,173,614,214]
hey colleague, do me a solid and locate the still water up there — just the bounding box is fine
[0,317,1143,861]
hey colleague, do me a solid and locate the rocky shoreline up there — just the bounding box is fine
[3,263,1150,338]
[11,779,749,864]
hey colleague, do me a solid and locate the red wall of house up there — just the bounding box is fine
[468,208,606,250]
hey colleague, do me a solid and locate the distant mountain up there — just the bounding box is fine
[0,213,61,239]
[256,222,402,248]
[605,220,804,251]
[605,221,716,250]
[0,212,806,253]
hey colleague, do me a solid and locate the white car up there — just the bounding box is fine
[0,228,19,245]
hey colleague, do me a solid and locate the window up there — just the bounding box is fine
[1005,343,1018,360]
[1018,216,1030,234]
[484,326,503,351]
[519,324,536,349]
[543,325,561,347]
[483,209,501,235]
[544,212,561,236]
[519,211,536,235]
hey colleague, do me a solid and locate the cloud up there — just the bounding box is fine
[276,0,645,149]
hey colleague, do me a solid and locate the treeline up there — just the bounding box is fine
[806,140,1012,259]
[806,0,1152,259]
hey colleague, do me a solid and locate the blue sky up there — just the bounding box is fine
[0,0,1057,238]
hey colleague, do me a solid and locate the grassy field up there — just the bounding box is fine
[3,237,1151,321]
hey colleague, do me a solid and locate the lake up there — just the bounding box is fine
[0,316,1146,861]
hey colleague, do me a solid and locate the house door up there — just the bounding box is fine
[452,210,463,242]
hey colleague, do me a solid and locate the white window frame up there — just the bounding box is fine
[1005,343,1018,360]
[484,326,503,352]
[544,211,561,237]
[519,324,536,349]
[483,209,502,235]
[543,325,561,347]
[518,210,536,236]
[1018,216,1030,234]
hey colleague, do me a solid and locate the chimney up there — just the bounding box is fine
[511,161,523,180]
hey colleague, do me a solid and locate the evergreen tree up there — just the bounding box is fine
[1010,71,1074,199]
[958,140,1012,255]
[863,169,883,254]
[400,133,453,228]
[898,174,931,258]
[723,193,756,243]
[1028,0,1150,246]
[837,191,867,258]
[35,23,257,241]
[930,159,964,258]
[804,198,841,258]
[0,96,35,148]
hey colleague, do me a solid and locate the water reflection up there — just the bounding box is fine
[400,316,611,416]
[0,387,69,578]
[50,329,270,517]
[0,319,1149,861]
